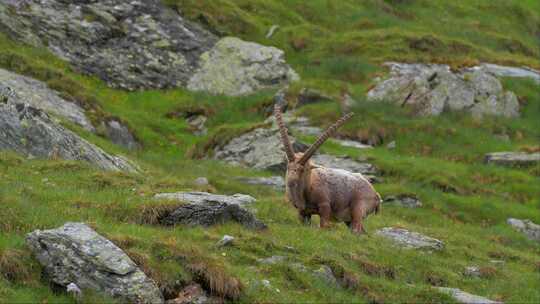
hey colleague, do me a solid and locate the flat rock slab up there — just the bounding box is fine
[154,192,256,208]
[0,101,137,172]
[485,152,540,167]
[26,222,163,304]
[507,218,540,243]
[376,227,444,250]
[436,287,502,304]
[367,62,520,118]
[471,63,540,84]
[0,69,93,131]
[154,192,266,230]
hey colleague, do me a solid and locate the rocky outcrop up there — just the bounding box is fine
[485,152,540,167]
[154,192,266,229]
[383,194,423,208]
[436,287,501,304]
[507,218,540,243]
[187,37,299,96]
[0,69,94,131]
[0,1,297,95]
[367,62,520,118]
[214,126,376,175]
[0,0,216,91]
[376,227,444,250]
[26,222,163,304]
[0,101,136,172]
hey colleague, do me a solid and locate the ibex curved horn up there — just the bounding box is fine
[298,112,354,165]
[274,104,295,162]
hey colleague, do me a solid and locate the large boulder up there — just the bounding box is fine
[154,192,266,229]
[214,126,376,175]
[507,218,540,243]
[376,227,444,251]
[26,222,163,304]
[485,152,540,167]
[367,62,520,118]
[0,101,137,172]
[0,0,216,91]
[187,37,299,96]
[0,69,94,131]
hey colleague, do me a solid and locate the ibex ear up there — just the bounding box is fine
[274,104,296,162]
[299,112,354,164]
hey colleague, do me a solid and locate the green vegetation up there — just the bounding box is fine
[1,0,539,303]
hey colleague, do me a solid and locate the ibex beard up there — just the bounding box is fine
[275,105,381,234]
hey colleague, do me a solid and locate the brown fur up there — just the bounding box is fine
[275,105,381,234]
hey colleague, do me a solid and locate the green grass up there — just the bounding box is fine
[1,0,540,303]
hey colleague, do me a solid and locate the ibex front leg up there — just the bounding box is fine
[318,202,332,229]
[350,200,366,234]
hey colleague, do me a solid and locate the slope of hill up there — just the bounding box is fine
[1,0,539,303]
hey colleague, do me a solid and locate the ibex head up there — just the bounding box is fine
[274,105,354,209]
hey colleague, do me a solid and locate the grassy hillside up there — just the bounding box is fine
[1,0,540,303]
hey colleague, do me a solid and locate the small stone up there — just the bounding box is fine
[194,177,209,186]
[387,141,396,149]
[383,194,422,208]
[297,88,332,107]
[217,235,235,247]
[261,279,272,289]
[464,266,481,278]
[66,282,82,299]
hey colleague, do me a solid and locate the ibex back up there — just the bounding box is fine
[274,105,381,234]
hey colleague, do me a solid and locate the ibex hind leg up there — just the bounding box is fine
[350,200,366,234]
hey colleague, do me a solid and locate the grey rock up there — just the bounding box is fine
[386,141,396,149]
[314,265,338,285]
[311,154,377,175]
[154,192,265,229]
[216,235,235,247]
[257,255,286,265]
[0,102,137,172]
[340,93,357,112]
[187,37,298,96]
[367,62,520,118]
[66,282,82,300]
[471,63,540,84]
[102,119,140,150]
[436,287,502,304]
[261,279,272,289]
[507,218,540,243]
[463,266,481,278]
[376,227,444,250]
[215,126,376,175]
[383,194,422,208]
[26,222,163,304]
[0,69,94,131]
[237,176,285,190]
[186,115,208,136]
[0,0,217,91]
[154,192,256,208]
[485,152,540,167]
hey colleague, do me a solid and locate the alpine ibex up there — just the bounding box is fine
[274,105,381,234]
